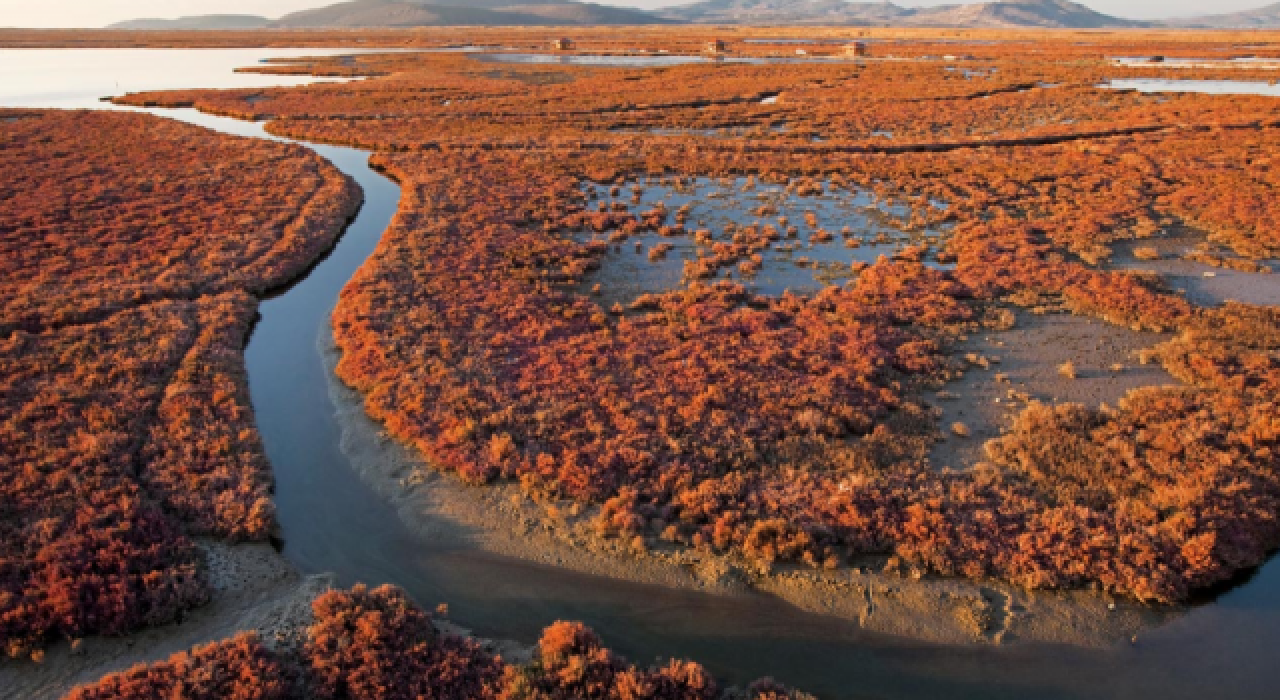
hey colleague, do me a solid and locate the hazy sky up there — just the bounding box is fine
[0,0,1266,29]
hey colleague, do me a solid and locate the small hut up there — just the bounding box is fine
[844,41,869,58]
[552,38,575,51]
[705,39,728,54]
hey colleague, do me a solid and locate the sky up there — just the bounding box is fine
[0,0,1268,29]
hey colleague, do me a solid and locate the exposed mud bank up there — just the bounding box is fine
[0,543,330,700]
[0,541,541,700]
[321,325,1172,653]
[1110,232,1280,308]
[929,310,1178,470]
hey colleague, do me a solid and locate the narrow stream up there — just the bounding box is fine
[5,48,1280,699]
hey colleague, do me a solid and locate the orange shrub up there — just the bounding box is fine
[70,584,795,699]
[81,31,1280,605]
[307,584,502,700]
[0,110,359,656]
[65,633,293,700]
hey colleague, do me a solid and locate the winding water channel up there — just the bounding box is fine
[4,48,1280,699]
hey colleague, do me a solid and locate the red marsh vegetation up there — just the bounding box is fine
[117,36,1278,604]
[6,31,1280,668]
[68,583,811,700]
[0,110,359,659]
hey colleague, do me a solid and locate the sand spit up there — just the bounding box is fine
[320,325,1173,651]
[0,542,330,700]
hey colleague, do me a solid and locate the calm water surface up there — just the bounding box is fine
[3,48,1280,699]
[472,52,764,66]
[574,176,951,309]
[1103,78,1280,97]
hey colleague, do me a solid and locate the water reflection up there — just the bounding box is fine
[472,52,764,66]
[0,48,400,109]
[574,176,949,309]
[1112,55,1280,68]
[1102,78,1280,97]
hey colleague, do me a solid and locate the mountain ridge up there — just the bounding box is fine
[106,0,1280,30]
[110,0,676,30]
[662,0,1151,28]
[276,0,678,27]
[1166,2,1280,28]
[108,14,271,30]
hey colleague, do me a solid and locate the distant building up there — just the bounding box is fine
[844,41,869,58]
[705,39,728,54]
[552,38,575,51]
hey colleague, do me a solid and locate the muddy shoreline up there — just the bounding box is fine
[0,309,1240,700]
[1109,230,1280,308]
[318,323,1173,652]
[0,543,329,700]
[928,309,1178,470]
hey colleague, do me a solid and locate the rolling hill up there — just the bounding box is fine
[275,0,676,27]
[909,0,1150,28]
[109,0,676,30]
[108,14,271,30]
[107,0,1280,30]
[662,0,1151,27]
[1166,2,1280,28]
[665,0,897,24]
[274,1,552,27]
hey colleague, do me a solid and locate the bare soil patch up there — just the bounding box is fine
[929,310,1177,470]
[1110,231,1280,308]
[0,543,330,700]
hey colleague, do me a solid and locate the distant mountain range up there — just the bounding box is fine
[105,0,1280,30]
[1165,2,1280,28]
[110,0,676,29]
[662,0,1147,27]
[110,14,272,30]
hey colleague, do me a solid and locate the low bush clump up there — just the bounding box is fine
[69,584,807,700]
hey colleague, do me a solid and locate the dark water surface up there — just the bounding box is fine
[4,48,1280,699]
